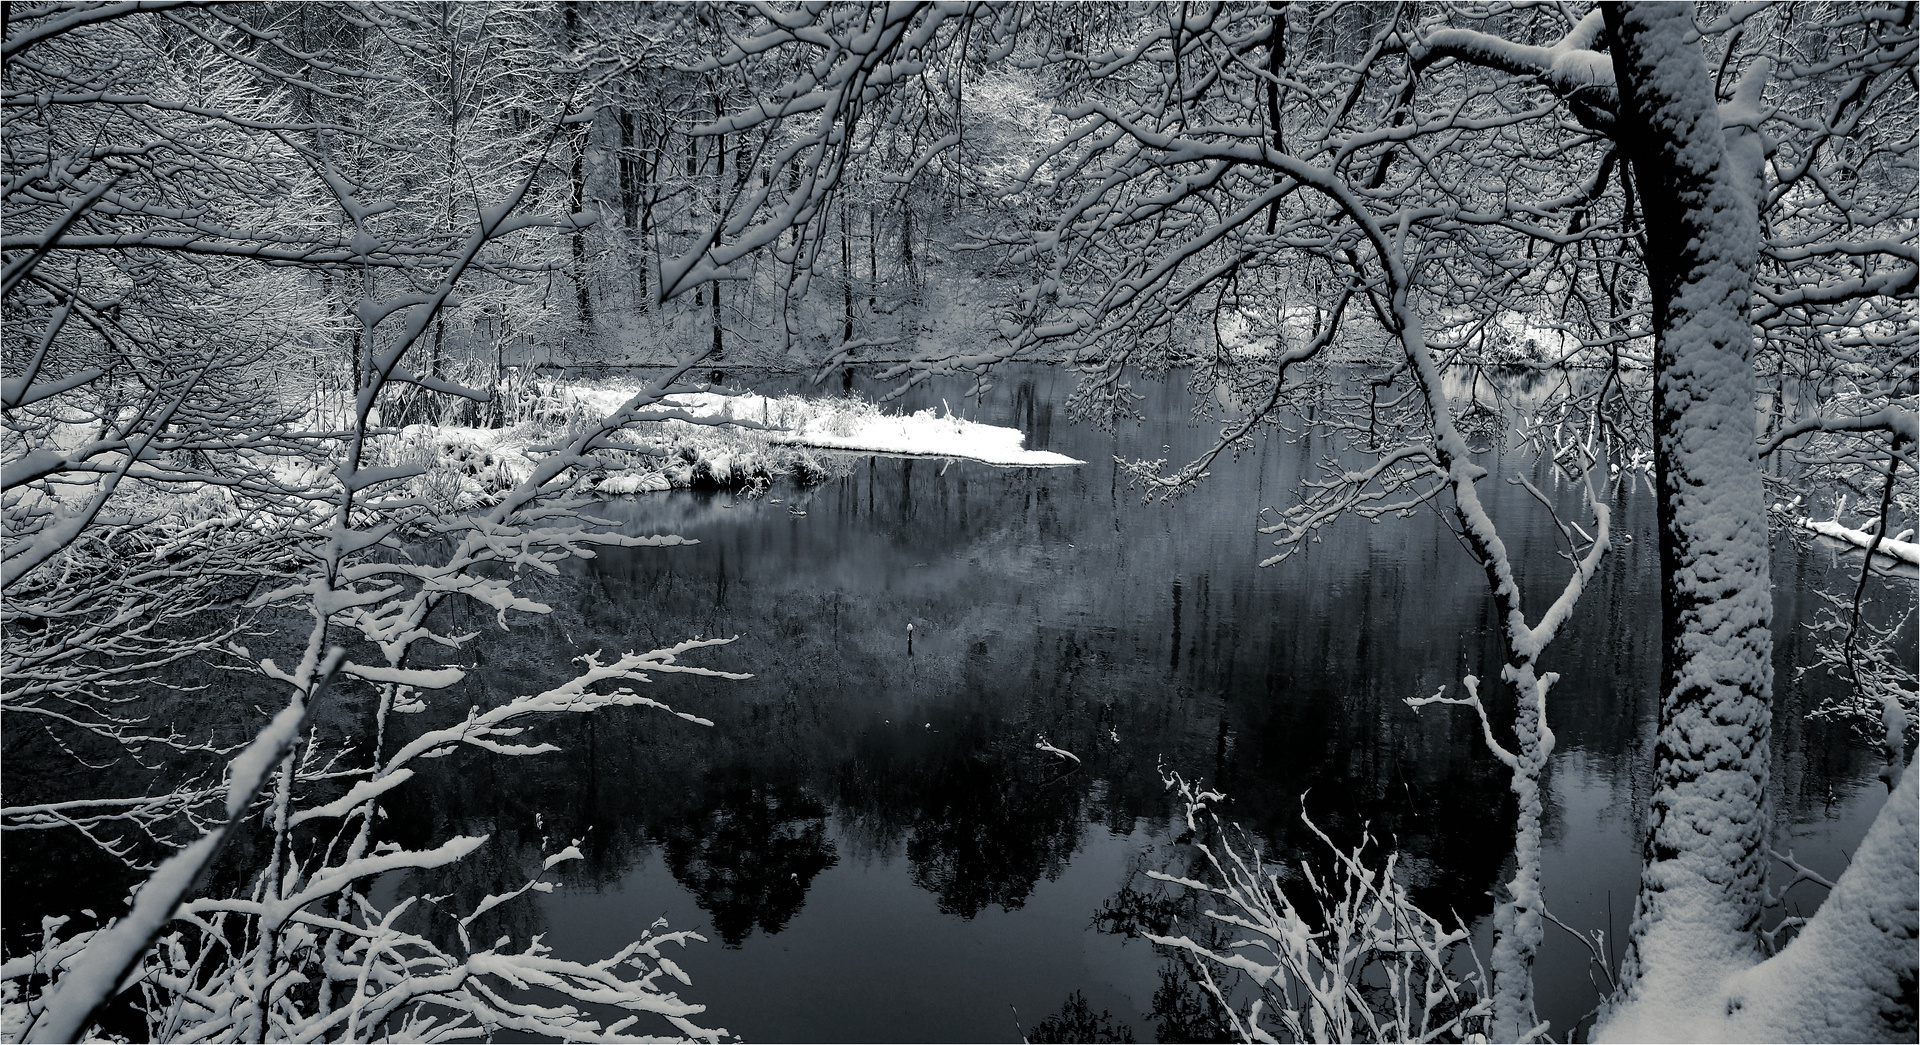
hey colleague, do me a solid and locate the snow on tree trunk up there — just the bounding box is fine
[1717,761,1918,1042]
[1490,666,1552,1042]
[1600,762,1918,1042]
[1601,0,1775,1026]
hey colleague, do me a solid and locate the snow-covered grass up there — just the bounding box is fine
[568,386,1082,467]
[372,381,1081,511]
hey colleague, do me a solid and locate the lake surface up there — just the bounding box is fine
[384,364,1888,1042]
[4,364,1889,1043]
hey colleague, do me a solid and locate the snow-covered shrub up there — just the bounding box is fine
[818,396,880,437]
[1804,588,1918,777]
[1,648,737,1045]
[586,417,848,495]
[1145,772,1492,1044]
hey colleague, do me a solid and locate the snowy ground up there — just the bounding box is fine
[573,387,1082,468]
[386,382,1081,509]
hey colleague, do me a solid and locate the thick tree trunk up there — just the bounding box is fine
[1601,1,1774,1030]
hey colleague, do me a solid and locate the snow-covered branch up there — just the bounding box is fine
[1144,770,1493,1043]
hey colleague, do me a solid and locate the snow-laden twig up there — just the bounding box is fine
[1762,845,1838,897]
[1034,736,1081,764]
[20,648,345,1044]
[1142,770,1492,1044]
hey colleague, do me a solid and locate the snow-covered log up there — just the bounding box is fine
[1801,518,1920,567]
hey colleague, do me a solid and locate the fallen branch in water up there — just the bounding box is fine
[1800,518,1920,566]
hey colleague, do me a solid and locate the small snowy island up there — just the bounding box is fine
[393,381,1081,508]
[591,388,1083,468]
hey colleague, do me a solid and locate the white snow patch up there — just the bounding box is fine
[565,386,1082,468]
[1035,736,1081,764]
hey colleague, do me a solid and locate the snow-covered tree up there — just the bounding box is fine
[671,2,1916,1040]
[4,5,745,1040]
[5,2,1912,1040]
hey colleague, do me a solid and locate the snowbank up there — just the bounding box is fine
[368,383,1080,510]
[570,387,1082,468]
[1596,764,1918,1044]
[1716,763,1918,1042]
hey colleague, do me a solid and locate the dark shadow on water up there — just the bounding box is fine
[654,767,837,946]
[5,364,1894,1044]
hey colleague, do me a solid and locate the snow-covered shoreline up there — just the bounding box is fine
[389,383,1080,509]
[574,388,1082,469]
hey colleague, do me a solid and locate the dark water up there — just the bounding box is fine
[381,365,1887,1042]
[4,364,1890,1042]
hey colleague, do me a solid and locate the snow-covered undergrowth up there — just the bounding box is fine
[1145,772,1491,1043]
[380,382,1080,511]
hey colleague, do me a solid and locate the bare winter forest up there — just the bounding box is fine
[2,2,1915,1043]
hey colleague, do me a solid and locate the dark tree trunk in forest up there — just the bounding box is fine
[569,148,590,331]
[617,108,649,310]
[1263,2,1287,234]
[618,110,639,229]
[565,2,591,332]
[901,200,917,298]
[1602,1,1774,1021]
[840,199,854,342]
[710,96,726,360]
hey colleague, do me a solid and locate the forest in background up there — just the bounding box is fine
[3,2,1915,1042]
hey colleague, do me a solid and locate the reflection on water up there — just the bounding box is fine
[10,365,1885,1043]
[395,365,1885,1042]
[656,770,838,945]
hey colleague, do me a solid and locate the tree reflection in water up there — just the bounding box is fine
[1096,861,1240,1043]
[29,366,1876,1043]
[653,768,837,946]
[1025,990,1138,1043]
[902,739,1082,918]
